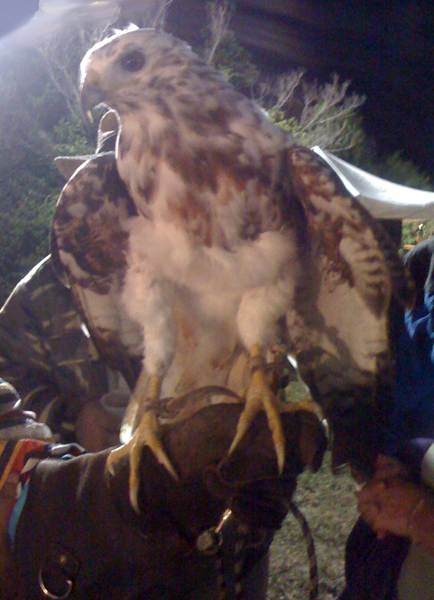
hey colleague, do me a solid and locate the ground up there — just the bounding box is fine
[267,375,359,599]
[267,452,357,599]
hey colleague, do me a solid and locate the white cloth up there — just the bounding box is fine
[312,147,434,220]
[422,444,434,489]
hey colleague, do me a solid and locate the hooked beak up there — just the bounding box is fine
[80,71,105,121]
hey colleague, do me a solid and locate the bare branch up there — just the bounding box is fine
[273,71,305,110]
[262,70,366,152]
[33,23,111,142]
[204,1,234,64]
[117,0,174,29]
[152,0,175,30]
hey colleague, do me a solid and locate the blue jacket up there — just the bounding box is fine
[385,291,434,478]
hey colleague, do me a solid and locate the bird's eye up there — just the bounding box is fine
[120,50,146,72]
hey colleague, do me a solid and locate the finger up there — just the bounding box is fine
[377,485,423,512]
[374,458,404,480]
[357,481,385,503]
[357,493,380,515]
[360,504,381,528]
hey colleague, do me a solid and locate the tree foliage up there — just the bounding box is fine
[261,71,366,154]
[0,24,105,300]
[207,29,260,93]
[201,2,260,93]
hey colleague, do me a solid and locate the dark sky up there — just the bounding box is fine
[1,0,434,177]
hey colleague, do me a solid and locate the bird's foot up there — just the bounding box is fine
[228,366,286,473]
[107,409,179,512]
[106,372,178,512]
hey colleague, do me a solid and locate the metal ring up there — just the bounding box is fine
[38,568,73,600]
[196,527,223,555]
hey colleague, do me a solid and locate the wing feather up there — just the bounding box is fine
[284,146,414,396]
[51,153,142,386]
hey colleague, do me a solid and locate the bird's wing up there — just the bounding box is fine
[283,146,414,468]
[51,153,142,386]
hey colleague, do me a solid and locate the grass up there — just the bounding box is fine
[268,453,358,599]
[267,375,359,599]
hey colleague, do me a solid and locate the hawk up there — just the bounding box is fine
[79,27,413,509]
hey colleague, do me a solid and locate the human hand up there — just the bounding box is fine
[75,392,129,451]
[351,454,409,493]
[355,454,422,539]
[371,454,411,482]
[357,478,428,540]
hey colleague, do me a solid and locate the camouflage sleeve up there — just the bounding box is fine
[0,258,58,409]
[0,257,111,440]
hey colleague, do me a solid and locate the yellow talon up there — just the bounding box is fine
[106,373,178,513]
[106,441,132,475]
[128,411,179,511]
[107,410,178,512]
[229,353,286,474]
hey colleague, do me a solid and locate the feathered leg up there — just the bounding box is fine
[231,273,298,473]
[106,232,178,511]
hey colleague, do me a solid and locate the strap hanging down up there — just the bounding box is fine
[288,500,319,600]
[196,501,318,600]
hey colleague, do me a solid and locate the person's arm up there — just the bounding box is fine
[0,260,59,409]
[0,258,116,443]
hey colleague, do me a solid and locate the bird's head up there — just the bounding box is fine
[80,26,201,116]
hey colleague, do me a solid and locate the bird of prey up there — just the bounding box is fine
[80,27,413,509]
